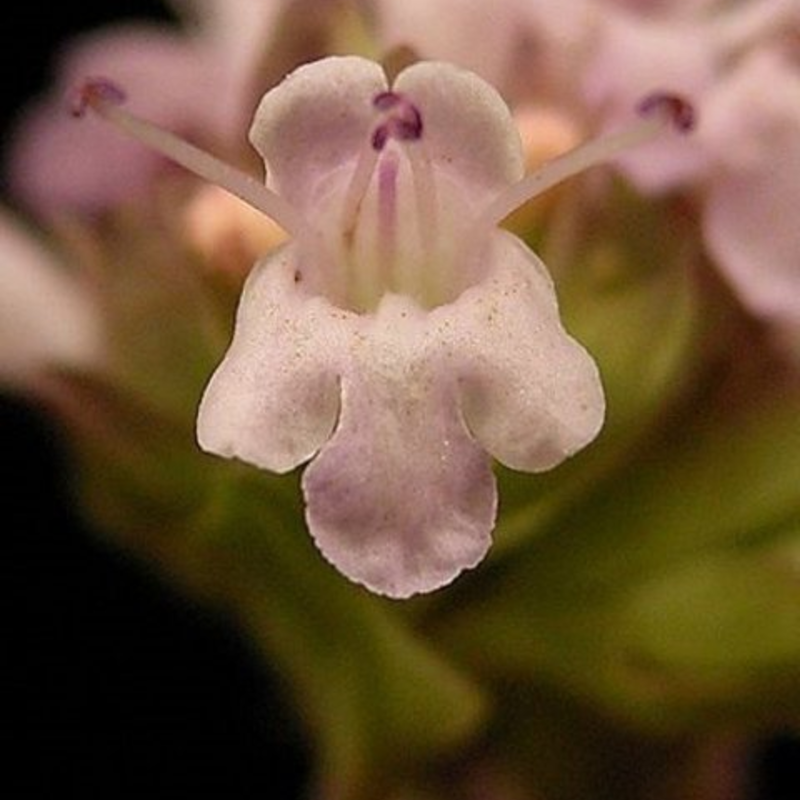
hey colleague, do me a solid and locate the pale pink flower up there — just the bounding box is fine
[8,25,219,216]
[582,8,718,190]
[0,209,101,387]
[586,1,800,325]
[196,58,607,597]
[73,53,696,596]
[701,49,800,325]
[584,0,799,191]
[7,1,279,216]
[83,56,694,596]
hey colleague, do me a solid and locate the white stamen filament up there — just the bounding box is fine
[339,140,380,236]
[481,103,686,229]
[406,141,438,294]
[76,80,306,239]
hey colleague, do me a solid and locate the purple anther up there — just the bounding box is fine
[372,125,391,151]
[70,77,127,118]
[393,105,423,141]
[637,92,696,133]
[371,91,424,151]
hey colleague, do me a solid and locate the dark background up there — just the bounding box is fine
[1,3,798,797]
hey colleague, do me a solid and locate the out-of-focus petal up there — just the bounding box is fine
[373,0,525,91]
[584,10,716,191]
[702,50,800,323]
[0,209,102,386]
[608,0,719,17]
[169,0,287,125]
[374,0,592,101]
[7,25,222,216]
[453,233,605,472]
[170,0,282,65]
[303,293,497,599]
[197,250,341,473]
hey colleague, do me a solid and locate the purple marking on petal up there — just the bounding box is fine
[637,92,696,133]
[70,77,127,118]
[379,153,399,214]
[378,152,399,273]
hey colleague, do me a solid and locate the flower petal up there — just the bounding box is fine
[701,51,800,324]
[196,250,341,473]
[248,56,388,213]
[394,61,524,208]
[375,0,592,103]
[0,209,102,387]
[374,0,525,91]
[452,232,605,472]
[303,295,497,599]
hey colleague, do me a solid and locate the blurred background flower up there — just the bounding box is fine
[3,2,800,798]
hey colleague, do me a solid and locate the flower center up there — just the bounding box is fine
[371,91,423,150]
[320,91,471,313]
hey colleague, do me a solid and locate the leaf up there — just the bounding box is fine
[623,549,800,678]
[485,682,702,800]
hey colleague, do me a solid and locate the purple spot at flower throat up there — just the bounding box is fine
[371,91,423,151]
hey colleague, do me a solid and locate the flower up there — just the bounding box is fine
[585,0,800,330]
[75,56,695,597]
[6,0,286,216]
[701,48,800,327]
[584,0,798,187]
[8,24,220,216]
[199,57,609,598]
